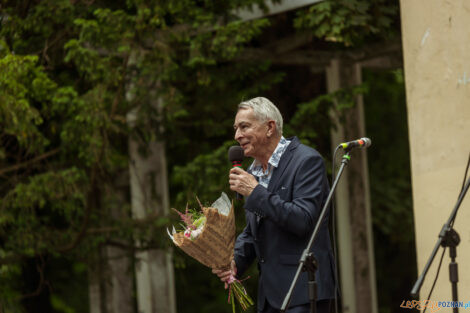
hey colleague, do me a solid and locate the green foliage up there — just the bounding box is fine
[0,54,55,153]
[172,140,235,208]
[0,0,75,55]
[50,294,76,313]
[0,260,22,313]
[285,84,368,146]
[1,168,88,255]
[0,0,404,311]
[0,0,275,310]
[209,19,270,60]
[294,0,399,46]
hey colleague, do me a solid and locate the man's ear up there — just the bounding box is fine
[267,120,276,137]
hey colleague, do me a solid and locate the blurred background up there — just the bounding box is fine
[1,1,469,312]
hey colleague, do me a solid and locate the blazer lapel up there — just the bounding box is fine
[249,137,299,227]
[267,136,299,192]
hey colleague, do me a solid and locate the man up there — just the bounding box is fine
[213,97,335,313]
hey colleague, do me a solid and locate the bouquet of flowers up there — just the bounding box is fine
[168,193,253,312]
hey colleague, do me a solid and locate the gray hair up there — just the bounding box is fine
[238,97,283,136]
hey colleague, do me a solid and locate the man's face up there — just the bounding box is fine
[233,108,269,158]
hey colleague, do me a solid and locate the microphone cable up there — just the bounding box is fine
[421,248,446,313]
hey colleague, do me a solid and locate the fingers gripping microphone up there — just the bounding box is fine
[228,146,244,200]
[339,137,372,151]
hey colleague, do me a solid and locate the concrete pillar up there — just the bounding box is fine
[400,0,470,304]
[327,59,356,313]
[326,59,378,313]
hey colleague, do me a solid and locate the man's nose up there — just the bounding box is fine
[234,128,242,141]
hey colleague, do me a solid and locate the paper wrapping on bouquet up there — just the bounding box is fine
[173,201,235,270]
[170,193,254,312]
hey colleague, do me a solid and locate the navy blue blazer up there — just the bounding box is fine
[234,136,335,310]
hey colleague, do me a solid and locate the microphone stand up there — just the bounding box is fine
[280,150,353,313]
[410,174,470,313]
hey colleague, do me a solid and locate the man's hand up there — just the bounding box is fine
[212,260,237,289]
[229,167,258,196]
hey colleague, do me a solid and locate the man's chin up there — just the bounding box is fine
[242,147,252,157]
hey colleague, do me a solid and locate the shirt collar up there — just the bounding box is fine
[249,136,291,175]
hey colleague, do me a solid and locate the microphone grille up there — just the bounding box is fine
[362,137,372,148]
[228,146,244,162]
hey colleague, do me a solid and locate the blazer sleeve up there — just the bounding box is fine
[244,154,327,238]
[233,215,257,277]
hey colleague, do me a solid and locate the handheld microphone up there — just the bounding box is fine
[339,137,372,150]
[228,146,244,200]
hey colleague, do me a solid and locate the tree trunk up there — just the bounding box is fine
[88,175,134,313]
[327,59,378,313]
[126,54,176,311]
[127,132,176,313]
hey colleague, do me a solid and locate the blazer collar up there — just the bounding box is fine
[267,136,299,192]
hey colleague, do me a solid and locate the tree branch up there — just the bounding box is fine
[0,148,60,177]
[86,211,165,235]
[0,254,23,266]
[55,166,97,253]
[105,239,161,251]
[17,255,48,300]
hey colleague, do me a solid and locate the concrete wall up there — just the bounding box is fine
[400,0,470,307]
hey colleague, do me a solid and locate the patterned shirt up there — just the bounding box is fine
[248,136,291,188]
